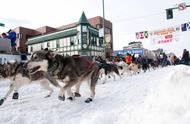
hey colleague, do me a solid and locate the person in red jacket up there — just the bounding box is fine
[125,53,132,65]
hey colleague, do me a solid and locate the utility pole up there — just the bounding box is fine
[102,0,106,59]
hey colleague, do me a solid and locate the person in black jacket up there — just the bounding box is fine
[181,49,190,65]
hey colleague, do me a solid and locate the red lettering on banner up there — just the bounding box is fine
[165,35,173,39]
[157,38,173,44]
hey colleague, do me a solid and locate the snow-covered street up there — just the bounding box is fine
[0,65,190,124]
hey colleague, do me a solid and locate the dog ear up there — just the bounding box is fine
[46,50,56,60]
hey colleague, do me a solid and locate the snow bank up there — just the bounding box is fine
[124,65,190,124]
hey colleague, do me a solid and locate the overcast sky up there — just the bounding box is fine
[0,0,190,56]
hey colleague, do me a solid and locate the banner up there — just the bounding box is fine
[113,49,143,55]
[181,22,190,32]
[136,31,148,39]
[134,21,189,44]
[149,27,179,44]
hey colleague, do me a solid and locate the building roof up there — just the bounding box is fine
[27,28,78,45]
[78,12,90,25]
[58,12,95,30]
[27,12,99,45]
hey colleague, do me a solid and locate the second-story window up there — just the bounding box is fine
[47,42,50,47]
[56,39,60,48]
[70,37,74,46]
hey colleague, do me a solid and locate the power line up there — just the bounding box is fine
[114,12,165,23]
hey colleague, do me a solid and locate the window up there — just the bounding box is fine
[78,34,81,44]
[17,33,23,39]
[91,36,96,46]
[97,38,99,46]
[70,37,74,46]
[66,37,70,46]
[82,33,87,44]
[77,26,81,32]
[41,43,44,50]
[59,39,63,47]
[56,39,60,48]
[64,47,67,51]
[75,46,78,50]
[47,42,50,47]
[82,26,87,32]
[74,51,78,55]
[99,38,103,46]
[52,40,56,48]
[71,46,74,50]
[74,36,78,45]
[105,27,111,34]
[63,38,67,47]
[31,46,33,52]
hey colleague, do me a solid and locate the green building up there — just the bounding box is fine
[27,12,104,57]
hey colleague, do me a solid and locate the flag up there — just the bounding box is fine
[135,31,149,39]
[144,31,149,38]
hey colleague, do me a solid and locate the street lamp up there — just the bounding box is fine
[102,0,106,59]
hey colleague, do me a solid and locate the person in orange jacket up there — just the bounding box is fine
[125,53,132,65]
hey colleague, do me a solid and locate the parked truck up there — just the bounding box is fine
[0,38,28,64]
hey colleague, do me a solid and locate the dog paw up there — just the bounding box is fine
[67,97,74,101]
[85,98,93,103]
[58,96,65,101]
[0,99,4,106]
[12,92,19,99]
[44,95,51,98]
[102,82,106,84]
[74,92,81,97]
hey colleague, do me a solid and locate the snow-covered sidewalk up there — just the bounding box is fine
[0,65,190,124]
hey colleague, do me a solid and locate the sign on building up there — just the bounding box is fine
[113,49,144,56]
[99,28,104,37]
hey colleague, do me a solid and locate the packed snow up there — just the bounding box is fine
[0,65,190,124]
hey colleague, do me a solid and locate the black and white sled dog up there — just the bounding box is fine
[27,49,100,103]
[97,62,121,84]
[116,61,131,75]
[0,60,61,106]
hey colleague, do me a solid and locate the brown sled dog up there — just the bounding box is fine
[27,49,100,103]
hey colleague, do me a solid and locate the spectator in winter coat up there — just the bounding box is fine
[131,54,136,63]
[162,53,168,66]
[181,49,190,65]
[125,53,132,65]
[7,29,17,53]
[173,56,177,65]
